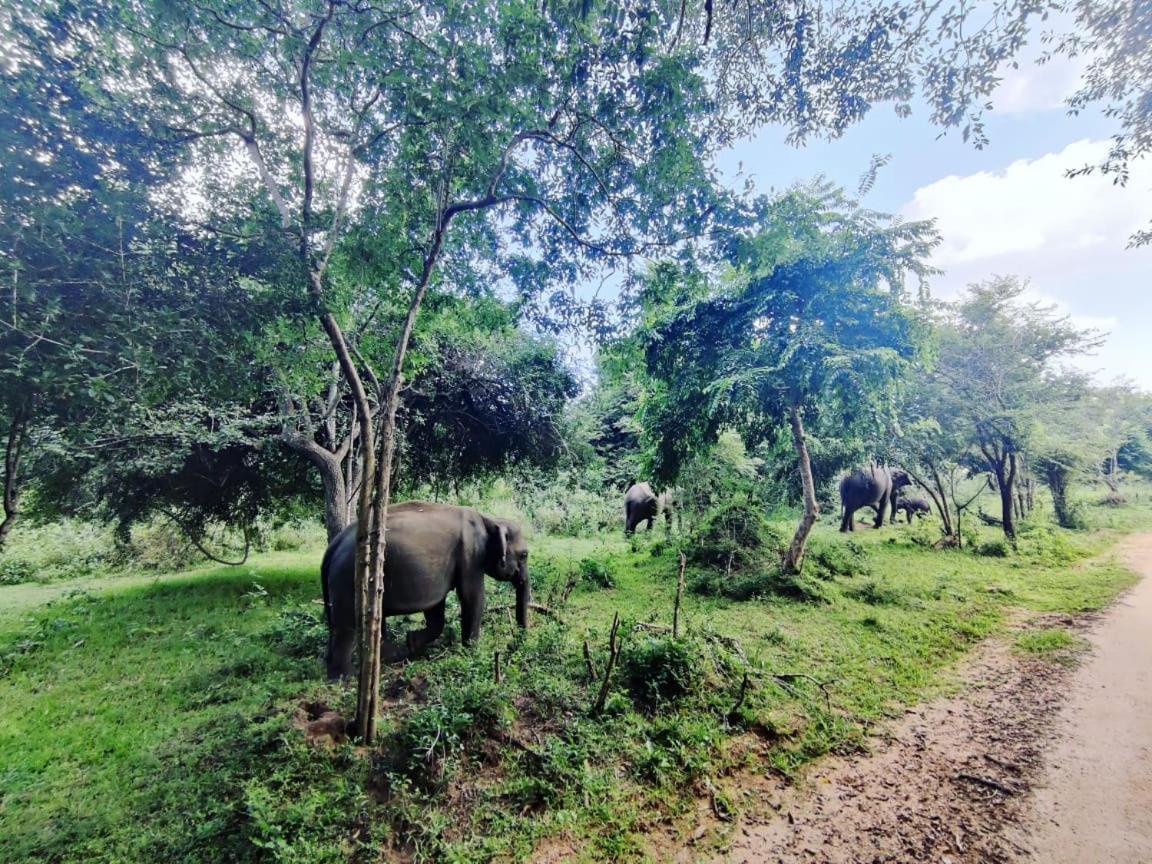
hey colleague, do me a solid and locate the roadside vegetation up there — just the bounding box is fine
[3,488,1150,863]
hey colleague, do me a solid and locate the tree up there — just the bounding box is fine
[929,278,1102,540]
[1044,0,1152,247]
[19,0,1064,741]
[637,187,933,572]
[890,370,992,545]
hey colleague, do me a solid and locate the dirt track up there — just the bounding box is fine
[706,533,1152,864]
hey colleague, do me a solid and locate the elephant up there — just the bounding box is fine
[320,501,530,680]
[624,482,678,534]
[895,495,932,523]
[838,465,912,532]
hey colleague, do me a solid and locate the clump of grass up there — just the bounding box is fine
[845,578,902,606]
[1014,627,1085,658]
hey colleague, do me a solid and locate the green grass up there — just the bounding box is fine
[1014,627,1087,659]
[1,495,1150,863]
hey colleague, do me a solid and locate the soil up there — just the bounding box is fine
[664,533,1152,864]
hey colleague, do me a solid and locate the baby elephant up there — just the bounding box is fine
[895,496,932,523]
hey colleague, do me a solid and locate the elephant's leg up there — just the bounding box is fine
[325,626,356,680]
[458,585,485,645]
[406,600,447,657]
[842,506,855,532]
[646,515,654,531]
[874,494,887,528]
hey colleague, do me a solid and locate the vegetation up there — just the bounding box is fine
[2,491,1149,863]
[3,0,1152,859]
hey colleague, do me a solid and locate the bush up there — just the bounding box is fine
[620,636,706,711]
[845,579,902,606]
[975,538,1011,558]
[0,558,36,585]
[689,563,829,603]
[262,521,325,552]
[0,519,118,582]
[686,502,783,574]
[263,607,327,659]
[387,677,513,790]
[125,520,209,571]
[578,557,615,589]
[805,536,871,580]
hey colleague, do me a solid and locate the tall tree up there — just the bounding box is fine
[929,278,1102,540]
[19,0,1063,740]
[637,187,933,572]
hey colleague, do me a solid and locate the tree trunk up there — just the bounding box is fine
[997,456,1017,541]
[1044,464,1072,528]
[927,462,955,540]
[283,435,349,541]
[784,405,819,574]
[1,406,29,551]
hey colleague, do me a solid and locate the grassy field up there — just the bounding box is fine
[2,494,1150,863]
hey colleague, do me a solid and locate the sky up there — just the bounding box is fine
[714,46,1152,391]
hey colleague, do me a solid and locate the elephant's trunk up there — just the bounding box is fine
[515,572,530,628]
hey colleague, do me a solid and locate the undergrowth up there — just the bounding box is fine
[1,489,1149,862]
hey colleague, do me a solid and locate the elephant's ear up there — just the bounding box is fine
[498,524,510,564]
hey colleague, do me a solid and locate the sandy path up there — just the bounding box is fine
[1006,533,1152,862]
[668,533,1152,864]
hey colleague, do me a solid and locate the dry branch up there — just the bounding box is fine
[673,551,686,638]
[590,612,621,716]
[583,639,598,681]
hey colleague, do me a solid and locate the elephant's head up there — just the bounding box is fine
[485,518,531,627]
[892,469,912,491]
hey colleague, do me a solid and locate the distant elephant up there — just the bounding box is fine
[839,465,912,532]
[895,496,932,523]
[624,482,678,534]
[320,501,530,680]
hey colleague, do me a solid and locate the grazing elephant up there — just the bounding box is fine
[838,465,912,532]
[624,482,678,534]
[895,495,932,523]
[320,501,530,680]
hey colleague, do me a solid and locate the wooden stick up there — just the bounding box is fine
[591,612,621,716]
[727,672,750,721]
[673,551,686,638]
[583,639,598,680]
[493,650,502,684]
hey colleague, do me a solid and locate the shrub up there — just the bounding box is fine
[845,579,901,606]
[386,676,513,790]
[805,537,871,580]
[689,563,828,603]
[0,558,36,585]
[686,502,784,574]
[0,519,118,582]
[620,636,706,711]
[263,607,327,659]
[578,557,615,589]
[975,538,1011,558]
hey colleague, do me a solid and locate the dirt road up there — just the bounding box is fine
[1007,533,1152,862]
[707,533,1152,864]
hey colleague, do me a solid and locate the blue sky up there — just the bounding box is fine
[714,48,1152,390]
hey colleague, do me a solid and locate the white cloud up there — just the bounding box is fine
[901,140,1152,390]
[902,139,1151,267]
[991,52,1086,115]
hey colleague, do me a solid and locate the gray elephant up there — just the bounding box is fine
[838,465,912,532]
[895,495,932,523]
[624,482,678,534]
[320,501,530,680]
